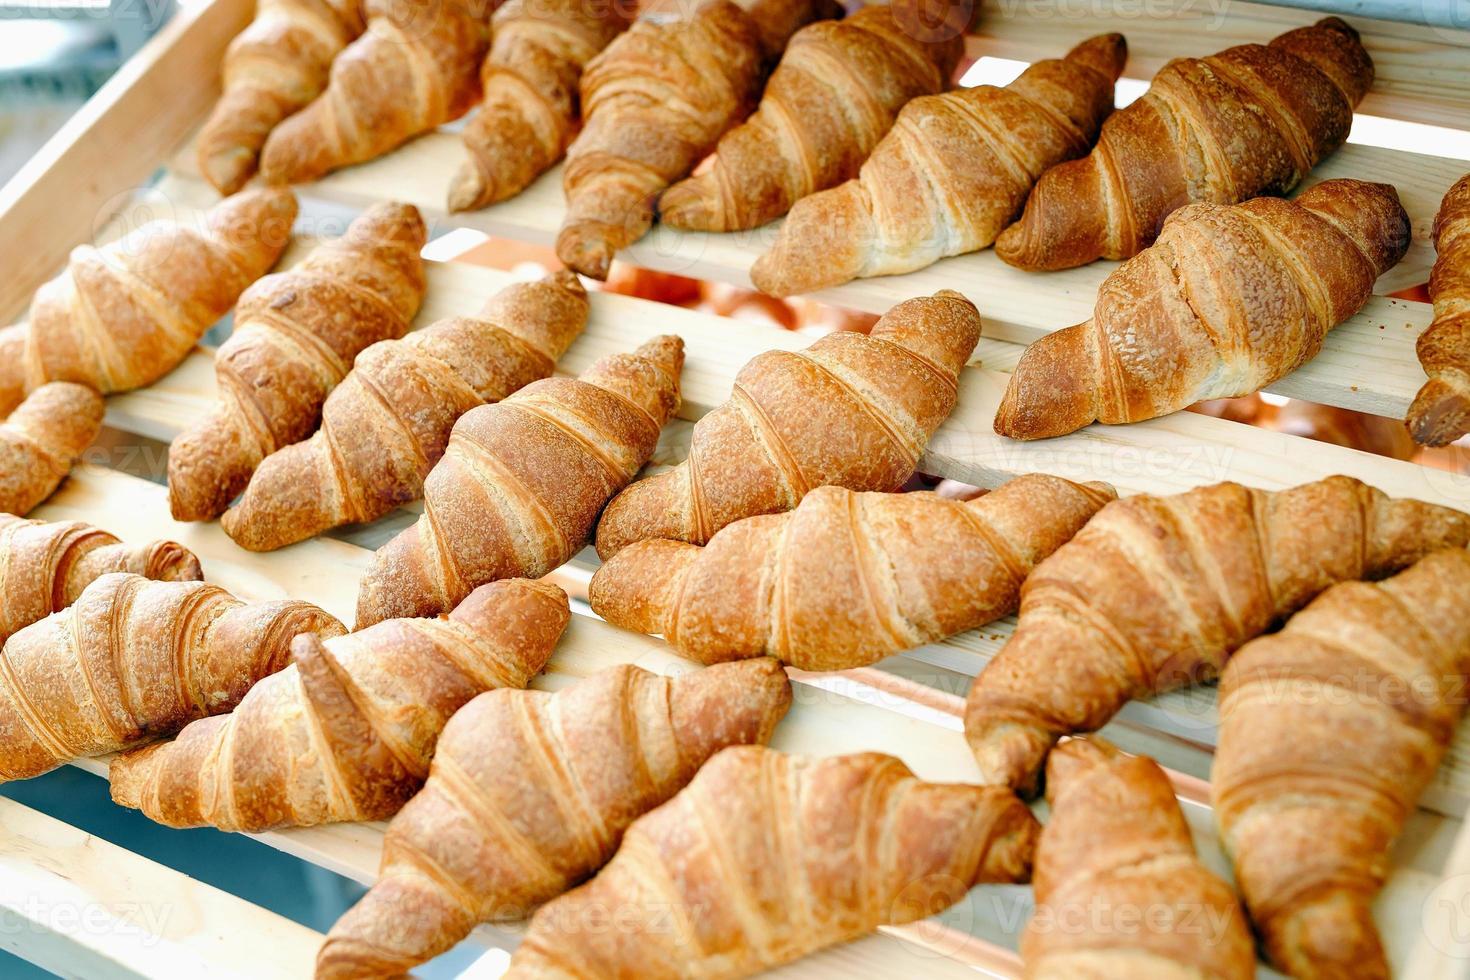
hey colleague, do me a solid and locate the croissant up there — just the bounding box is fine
[0,189,297,409]
[355,335,683,627]
[995,179,1410,440]
[0,514,200,645]
[109,578,568,832]
[0,383,103,516]
[750,34,1125,297]
[995,17,1374,270]
[259,0,487,185]
[222,270,589,550]
[592,474,1114,671]
[1214,549,1470,979]
[555,0,839,279]
[1022,737,1254,979]
[594,289,981,558]
[659,5,963,233]
[316,659,793,979]
[506,746,1039,979]
[195,0,365,194]
[168,202,428,522]
[0,573,343,783]
[1407,173,1470,446]
[963,475,1470,796]
[447,0,632,212]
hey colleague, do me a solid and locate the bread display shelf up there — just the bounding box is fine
[2,0,1470,975]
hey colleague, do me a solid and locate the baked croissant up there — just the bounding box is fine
[555,0,839,279]
[1215,548,1470,979]
[659,4,963,232]
[1407,173,1470,446]
[223,270,589,551]
[316,659,793,979]
[447,0,632,212]
[1023,737,1254,979]
[594,289,981,558]
[506,746,1040,979]
[963,475,1470,796]
[0,188,297,409]
[195,0,365,194]
[0,383,103,516]
[995,179,1410,440]
[995,16,1374,270]
[750,34,1125,297]
[0,514,200,645]
[355,334,683,627]
[168,202,428,521]
[591,474,1114,671]
[109,578,569,832]
[259,0,488,185]
[0,573,343,783]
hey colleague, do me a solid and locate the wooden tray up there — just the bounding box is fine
[3,1,1470,976]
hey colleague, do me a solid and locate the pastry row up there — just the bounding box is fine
[0,460,1464,978]
[194,0,1470,448]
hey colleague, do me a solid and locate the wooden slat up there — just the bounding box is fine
[163,133,1456,421]
[0,0,252,324]
[108,235,1469,512]
[0,796,322,980]
[177,127,1460,303]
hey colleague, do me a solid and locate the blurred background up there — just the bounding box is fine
[0,0,1467,977]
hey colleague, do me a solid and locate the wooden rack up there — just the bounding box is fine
[2,0,1469,976]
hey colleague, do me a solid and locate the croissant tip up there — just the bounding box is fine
[556,227,614,281]
[446,164,488,214]
[1407,380,1470,447]
[1067,32,1128,80]
[546,267,586,297]
[199,150,253,197]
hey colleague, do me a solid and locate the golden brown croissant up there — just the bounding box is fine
[0,573,343,783]
[594,289,981,558]
[316,658,793,979]
[750,34,1125,297]
[964,475,1470,797]
[554,0,839,279]
[995,179,1410,440]
[1023,737,1254,979]
[1214,548,1470,980]
[0,189,297,408]
[196,0,366,194]
[109,578,568,831]
[659,5,963,233]
[591,474,1114,671]
[0,382,103,516]
[0,514,200,645]
[507,746,1040,979]
[355,334,683,627]
[1407,173,1470,446]
[995,17,1373,270]
[447,0,632,212]
[168,203,428,522]
[259,0,488,185]
[222,270,589,551]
